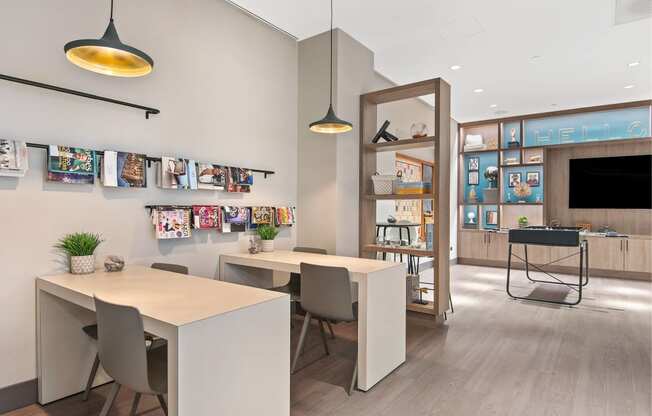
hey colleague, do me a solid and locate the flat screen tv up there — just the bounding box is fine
[569,155,652,209]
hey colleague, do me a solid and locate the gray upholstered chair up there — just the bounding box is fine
[82,263,186,401]
[291,262,358,395]
[94,296,168,416]
[270,247,334,335]
[151,262,189,275]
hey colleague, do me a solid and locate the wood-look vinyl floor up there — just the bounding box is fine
[4,265,651,416]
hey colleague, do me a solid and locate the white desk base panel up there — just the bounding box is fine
[219,252,406,391]
[36,278,290,416]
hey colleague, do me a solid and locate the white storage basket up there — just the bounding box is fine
[371,174,396,195]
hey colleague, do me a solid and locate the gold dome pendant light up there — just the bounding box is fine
[309,0,352,134]
[64,0,153,77]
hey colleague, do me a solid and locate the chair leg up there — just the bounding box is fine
[326,320,335,339]
[449,292,454,313]
[129,393,141,416]
[98,383,120,416]
[348,356,358,396]
[318,319,330,355]
[82,353,101,401]
[291,312,311,374]
[157,394,168,416]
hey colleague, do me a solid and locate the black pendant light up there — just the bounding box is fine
[309,0,353,134]
[64,0,153,77]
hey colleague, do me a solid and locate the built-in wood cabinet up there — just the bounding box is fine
[625,238,652,273]
[458,230,651,279]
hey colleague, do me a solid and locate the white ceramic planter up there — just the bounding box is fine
[70,255,95,275]
[261,240,275,252]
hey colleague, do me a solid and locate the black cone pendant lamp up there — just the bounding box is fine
[64,0,153,77]
[309,0,353,134]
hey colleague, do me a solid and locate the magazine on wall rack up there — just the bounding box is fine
[102,151,147,188]
[156,209,191,239]
[192,205,221,229]
[227,167,253,192]
[0,139,28,177]
[47,145,96,184]
[196,163,227,190]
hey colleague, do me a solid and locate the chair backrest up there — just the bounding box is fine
[293,246,328,255]
[151,263,189,275]
[300,262,354,322]
[94,296,152,393]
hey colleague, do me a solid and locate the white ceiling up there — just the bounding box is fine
[229,0,651,122]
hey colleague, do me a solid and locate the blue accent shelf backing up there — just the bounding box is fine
[463,152,499,204]
[524,106,651,147]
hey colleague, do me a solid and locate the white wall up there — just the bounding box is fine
[0,0,297,389]
[297,29,375,257]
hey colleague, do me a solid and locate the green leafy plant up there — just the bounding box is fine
[256,224,279,241]
[517,216,528,227]
[55,232,104,257]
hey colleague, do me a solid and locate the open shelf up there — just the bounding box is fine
[364,136,436,152]
[363,244,432,257]
[407,302,437,315]
[460,148,499,154]
[500,162,544,168]
[501,202,543,206]
[364,193,434,200]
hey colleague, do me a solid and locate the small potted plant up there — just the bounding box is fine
[55,232,104,275]
[256,224,279,252]
[517,216,529,228]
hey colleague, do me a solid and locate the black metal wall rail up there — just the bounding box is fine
[0,73,160,119]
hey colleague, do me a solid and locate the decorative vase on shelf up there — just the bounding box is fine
[468,186,478,203]
[70,255,95,275]
[261,240,274,252]
[410,123,429,138]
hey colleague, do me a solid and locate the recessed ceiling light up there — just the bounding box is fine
[624,84,635,89]
[489,104,497,108]
[530,55,542,61]
[628,61,640,67]
[450,65,462,70]
[473,88,484,93]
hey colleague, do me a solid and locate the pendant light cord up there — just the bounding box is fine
[110,0,114,21]
[329,0,333,106]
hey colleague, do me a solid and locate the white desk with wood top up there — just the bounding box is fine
[36,265,290,416]
[219,250,406,391]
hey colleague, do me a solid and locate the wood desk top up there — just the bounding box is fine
[221,250,403,275]
[37,265,286,327]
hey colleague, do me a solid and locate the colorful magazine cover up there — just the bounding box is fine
[0,140,28,177]
[223,206,249,224]
[251,207,273,224]
[156,209,191,239]
[227,167,252,193]
[47,145,96,184]
[159,157,189,190]
[192,205,221,230]
[276,206,296,225]
[102,151,147,187]
[196,163,227,191]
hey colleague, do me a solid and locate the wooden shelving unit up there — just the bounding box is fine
[364,136,436,152]
[363,193,435,200]
[359,78,451,318]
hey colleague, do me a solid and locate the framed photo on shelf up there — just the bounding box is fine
[526,171,540,187]
[468,171,479,185]
[468,157,479,171]
[508,172,521,188]
[486,210,498,226]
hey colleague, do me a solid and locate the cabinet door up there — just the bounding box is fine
[625,239,652,273]
[585,236,625,271]
[510,244,549,265]
[486,232,509,261]
[459,231,487,260]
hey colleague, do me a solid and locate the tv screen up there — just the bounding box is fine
[569,155,652,209]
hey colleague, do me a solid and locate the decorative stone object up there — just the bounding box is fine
[104,255,125,272]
